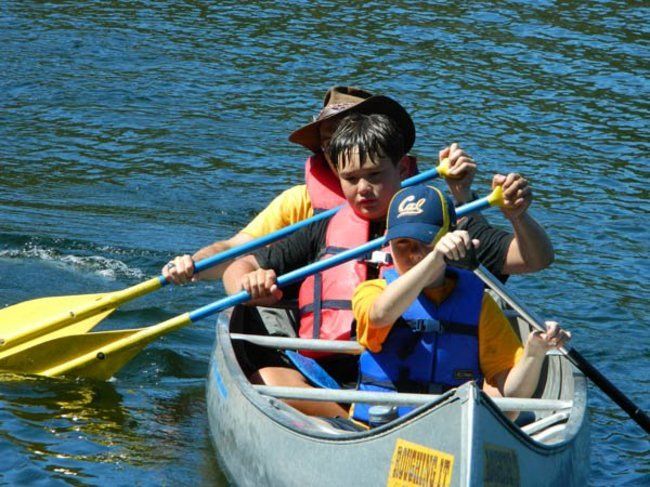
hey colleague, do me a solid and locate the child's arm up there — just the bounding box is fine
[498,321,571,398]
[223,218,325,306]
[369,231,478,327]
[223,255,283,306]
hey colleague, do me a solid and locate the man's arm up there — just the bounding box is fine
[162,185,312,285]
[459,173,554,278]
[162,232,254,285]
[494,173,554,275]
[439,141,554,276]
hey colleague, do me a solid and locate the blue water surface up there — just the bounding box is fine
[1,1,648,485]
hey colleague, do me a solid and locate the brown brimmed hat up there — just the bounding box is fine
[289,86,415,154]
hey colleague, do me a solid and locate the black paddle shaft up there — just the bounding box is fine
[472,264,650,434]
[567,348,650,434]
[428,221,648,432]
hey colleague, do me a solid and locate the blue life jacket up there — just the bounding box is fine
[352,267,485,423]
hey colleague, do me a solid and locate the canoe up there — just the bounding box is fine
[207,305,589,486]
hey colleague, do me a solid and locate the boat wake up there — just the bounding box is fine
[0,242,146,281]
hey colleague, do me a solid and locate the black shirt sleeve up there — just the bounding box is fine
[252,216,331,275]
[464,214,514,282]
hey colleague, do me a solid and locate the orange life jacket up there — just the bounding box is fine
[304,152,346,212]
[297,152,417,358]
[297,204,392,358]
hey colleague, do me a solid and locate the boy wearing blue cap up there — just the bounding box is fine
[351,185,570,424]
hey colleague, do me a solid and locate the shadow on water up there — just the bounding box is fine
[0,372,226,485]
[1,373,134,484]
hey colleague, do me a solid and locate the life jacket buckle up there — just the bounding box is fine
[408,319,441,333]
[359,251,393,267]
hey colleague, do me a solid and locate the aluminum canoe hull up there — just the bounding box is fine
[207,308,589,486]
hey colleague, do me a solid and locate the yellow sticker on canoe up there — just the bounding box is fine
[387,439,454,487]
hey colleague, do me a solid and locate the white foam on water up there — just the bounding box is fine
[0,244,146,280]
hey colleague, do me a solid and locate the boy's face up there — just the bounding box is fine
[337,149,407,221]
[390,238,434,275]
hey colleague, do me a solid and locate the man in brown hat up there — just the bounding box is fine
[161,86,425,282]
[162,86,553,285]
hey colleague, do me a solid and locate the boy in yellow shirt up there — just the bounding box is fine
[351,184,570,424]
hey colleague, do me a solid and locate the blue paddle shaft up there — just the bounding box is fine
[159,166,443,287]
[187,196,492,323]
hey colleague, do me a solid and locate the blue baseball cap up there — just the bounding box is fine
[385,185,456,245]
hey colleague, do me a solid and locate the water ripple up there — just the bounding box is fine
[1,0,648,484]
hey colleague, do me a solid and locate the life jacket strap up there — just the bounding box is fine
[401,318,478,337]
[359,374,448,395]
[406,319,442,333]
[316,246,349,260]
[440,321,479,336]
[313,273,323,339]
[358,374,397,391]
[299,300,352,316]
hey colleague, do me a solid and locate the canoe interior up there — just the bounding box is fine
[222,302,585,442]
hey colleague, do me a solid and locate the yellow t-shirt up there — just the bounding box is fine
[240,185,313,238]
[352,278,524,384]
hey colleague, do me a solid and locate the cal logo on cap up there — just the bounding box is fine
[397,195,426,217]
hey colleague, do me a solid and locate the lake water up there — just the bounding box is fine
[1,1,648,485]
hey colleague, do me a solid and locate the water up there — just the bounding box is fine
[1,1,648,484]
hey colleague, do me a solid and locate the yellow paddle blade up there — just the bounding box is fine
[0,293,107,336]
[0,308,115,361]
[0,313,192,381]
[0,294,116,358]
[0,329,143,380]
[0,277,163,352]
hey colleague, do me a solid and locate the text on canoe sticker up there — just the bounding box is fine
[483,444,519,487]
[387,439,454,487]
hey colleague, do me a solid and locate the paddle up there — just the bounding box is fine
[0,188,503,379]
[468,261,650,434]
[0,163,450,360]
